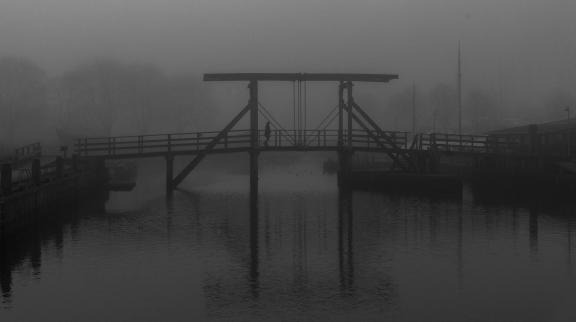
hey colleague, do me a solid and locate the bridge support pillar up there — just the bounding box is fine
[166,155,174,196]
[1,164,12,194]
[337,150,352,188]
[249,151,259,199]
[249,150,259,298]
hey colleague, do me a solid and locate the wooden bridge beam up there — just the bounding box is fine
[1,164,12,194]
[338,81,345,148]
[249,80,260,200]
[351,102,418,172]
[346,82,354,148]
[171,103,252,188]
[250,80,259,150]
[166,155,174,196]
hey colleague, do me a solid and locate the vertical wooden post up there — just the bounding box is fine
[346,81,354,148]
[72,154,78,172]
[248,80,259,296]
[32,159,41,185]
[249,80,259,200]
[1,164,12,194]
[529,124,539,155]
[55,157,64,178]
[249,184,259,298]
[337,81,351,188]
[166,155,174,196]
[338,81,345,148]
[138,136,143,154]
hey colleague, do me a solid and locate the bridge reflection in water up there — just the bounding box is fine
[1,181,576,321]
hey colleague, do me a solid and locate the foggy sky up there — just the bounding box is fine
[1,0,575,100]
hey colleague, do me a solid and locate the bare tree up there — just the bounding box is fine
[56,59,165,137]
[0,56,46,147]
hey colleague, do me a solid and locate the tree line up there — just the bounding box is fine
[384,83,575,134]
[0,56,214,149]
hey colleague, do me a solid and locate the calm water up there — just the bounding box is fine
[2,158,576,321]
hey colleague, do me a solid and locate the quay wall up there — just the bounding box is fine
[0,158,108,236]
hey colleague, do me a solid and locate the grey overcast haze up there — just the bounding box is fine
[4,3,576,322]
[1,0,576,135]
[2,0,575,82]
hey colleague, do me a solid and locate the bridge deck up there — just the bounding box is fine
[74,129,526,159]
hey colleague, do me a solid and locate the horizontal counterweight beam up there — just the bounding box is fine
[203,73,399,83]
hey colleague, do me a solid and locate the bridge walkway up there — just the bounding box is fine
[74,129,519,159]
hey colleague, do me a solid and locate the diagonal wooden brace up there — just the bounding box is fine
[172,103,252,188]
[351,102,418,172]
[350,113,410,172]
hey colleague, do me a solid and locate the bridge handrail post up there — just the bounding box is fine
[365,130,369,149]
[167,134,172,153]
[196,133,200,151]
[84,138,88,156]
[108,137,112,156]
[405,132,408,149]
[224,132,228,149]
[138,135,143,154]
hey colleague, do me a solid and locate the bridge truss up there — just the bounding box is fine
[75,73,441,194]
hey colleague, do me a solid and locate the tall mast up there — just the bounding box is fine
[458,41,462,135]
[412,83,416,133]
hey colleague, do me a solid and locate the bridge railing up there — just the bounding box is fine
[2,157,79,197]
[75,130,254,156]
[78,129,534,158]
[264,129,409,149]
[349,129,409,149]
[1,142,42,166]
[76,128,418,157]
[419,133,521,153]
[300,130,339,147]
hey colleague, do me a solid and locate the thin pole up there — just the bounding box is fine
[304,81,308,143]
[347,82,353,148]
[412,83,416,133]
[567,105,571,158]
[293,81,296,142]
[338,81,344,148]
[458,41,462,136]
[298,80,302,145]
[249,80,259,203]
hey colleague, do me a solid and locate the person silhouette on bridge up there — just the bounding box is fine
[264,121,271,147]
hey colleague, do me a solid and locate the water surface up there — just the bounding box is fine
[2,159,576,321]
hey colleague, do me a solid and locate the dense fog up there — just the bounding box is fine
[1,0,575,148]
